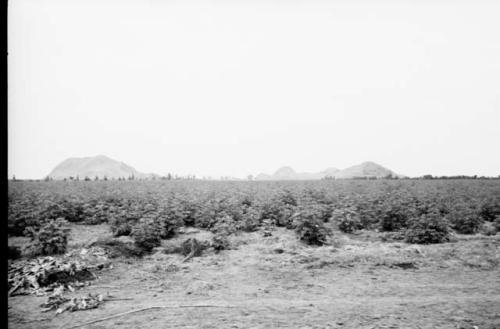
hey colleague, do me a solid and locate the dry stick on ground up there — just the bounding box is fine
[181,238,200,263]
[181,250,195,263]
[90,285,120,289]
[8,281,25,297]
[104,297,134,301]
[20,318,52,324]
[65,305,239,329]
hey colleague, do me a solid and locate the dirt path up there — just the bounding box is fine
[8,230,500,329]
[10,275,500,329]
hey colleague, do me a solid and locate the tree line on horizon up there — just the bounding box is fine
[9,173,500,182]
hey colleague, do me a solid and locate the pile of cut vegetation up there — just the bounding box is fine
[89,238,146,258]
[41,289,107,314]
[8,256,108,297]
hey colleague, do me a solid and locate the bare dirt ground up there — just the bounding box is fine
[8,225,500,329]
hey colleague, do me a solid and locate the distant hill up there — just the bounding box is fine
[255,173,272,180]
[47,155,158,180]
[334,161,400,179]
[322,167,341,176]
[273,166,297,180]
[46,156,401,181]
[255,162,400,180]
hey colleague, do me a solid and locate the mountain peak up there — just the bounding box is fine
[47,155,156,180]
[255,162,400,180]
[335,161,398,178]
[274,166,296,176]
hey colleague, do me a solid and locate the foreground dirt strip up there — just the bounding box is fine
[10,294,500,329]
[8,228,500,329]
[60,295,500,328]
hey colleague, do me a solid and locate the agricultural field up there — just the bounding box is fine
[7,179,500,329]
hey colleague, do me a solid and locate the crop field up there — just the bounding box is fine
[7,179,500,329]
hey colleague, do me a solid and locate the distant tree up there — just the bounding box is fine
[84,176,91,181]
[12,175,16,181]
[166,173,172,180]
[422,175,434,180]
[103,176,108,181]
[44,176,50,182]
[69,176,74,181]
[76,175,80,181]
[247,175,253,181]
[94,176,99,181]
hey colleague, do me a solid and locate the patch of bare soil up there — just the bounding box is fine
[8,228,500,329]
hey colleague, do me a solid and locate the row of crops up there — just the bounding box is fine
[8,180,500,255]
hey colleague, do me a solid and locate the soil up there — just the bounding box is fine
[8,226,500,329]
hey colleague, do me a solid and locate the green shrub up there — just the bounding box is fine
[404,212,450,244]
[241,196,253,207]
[211,214,238,235]
[59,201,86,223]
[479,221,498,236]
[24,218,71,256]
[260,201,296,228]
[277,190,298,207]
[479,199,500,222]
[179,200,199,226]
[355,200,380,229]
[304,203,332,223]
[210,215,234,252]
[211,232,230,252]
[493,215,500,232]
[82,206,109,225]
[158,216,181,239]
[275,204,297,228]
[293,209,331,246]
[194,199,227,230]
[378,204,409,232]
[447,207,483,234]
[332,208,363,233]
[238,206,262,232]
[131,218,162,252]
[9,204,45,237]
[110,216,134,237]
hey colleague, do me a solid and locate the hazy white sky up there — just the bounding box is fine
[8,0,500,179]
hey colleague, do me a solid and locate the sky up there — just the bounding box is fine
[8,0,500,179]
